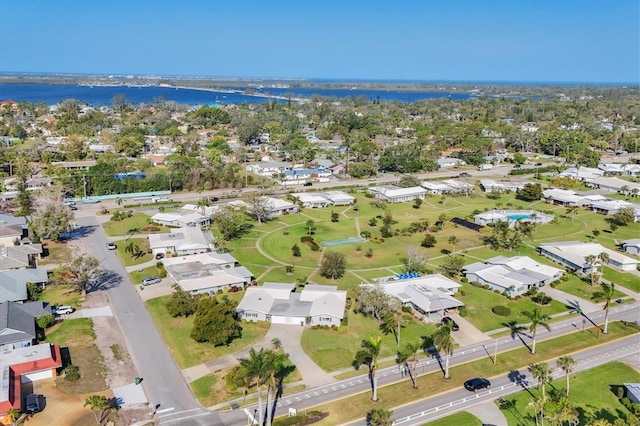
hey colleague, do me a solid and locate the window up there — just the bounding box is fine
[320,317,332,322]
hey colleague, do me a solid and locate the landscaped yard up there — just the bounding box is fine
[499,361,640,426]
[554,275,627,302]
[114,237,152,266]
[301,310,438,372]
[302,321,638,426]
[602,266,640,293]
[422,412,482,426]
[40,284,84,308]
[102,212,170,237]
[146,295,270,368]
[45,318,108,394]
[129,265,163,284]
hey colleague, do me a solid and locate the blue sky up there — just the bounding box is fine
[1,0,638,83]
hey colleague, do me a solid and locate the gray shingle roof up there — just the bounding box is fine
[0,302,38,346]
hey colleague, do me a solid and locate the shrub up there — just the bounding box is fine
[492,306,511,317]
[531,292,552,305]
[458,306,469,317]
[401,306,412,313]
[460,277,468,283]
[64,364,80,382]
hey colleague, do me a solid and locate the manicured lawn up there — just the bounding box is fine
[45,318,108,393]
[102,212,170,237]
[259,266,312,284]
[307,322,638,426]
[423,412,482,426]
[301,311,438,372]
[307,269,364,290]
[457,282,569,332]
[554,275,626,301]
[40,284,84,308]
[145,295,270,368]
[130,265,163,284]
[602,266,640,293]
[499,361,640,426]
[115,237,153,266]
[261,226,323,268]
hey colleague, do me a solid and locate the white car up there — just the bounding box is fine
[54,306,75,315]
[106,242,117,250]
[142,277,162,286]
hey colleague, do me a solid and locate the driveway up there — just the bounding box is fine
[540,286,601,313]
[447,313,493,347]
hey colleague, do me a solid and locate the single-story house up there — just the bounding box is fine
[236,283,347,326]
[624,383,640,404]
[221,197,299,219]
[463,256,564,297]
[0,301,53,350]
[557,166,604,181]
[538,241,640,273]
[473,210,554,227]
[590,200,640,221]
[542,189,588,206]
[323,191,356,206]
[0,268,48,302]
[50,160,97,170]
[292,193,330,208]
[162,252,253,295]
[246,161,292,177]
[366,274,463,321]
[368,185,427,203]
[584,176,640,194]
[437,158,466,168]
[0,245,42,271]
[598,163,640,176]
[0,225,25,247]
[151,211,210,228]
[480,179,526,193]
[282,168,332,183]
[181,204,220,216]
[420,180,474,195]
[621,239,640,256]
[148,228,214,257]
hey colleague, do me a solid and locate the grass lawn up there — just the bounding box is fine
[306,269,364,290]
[259,266,313,284]
[457,282,568,332]
[422,412,482,426]
[146,295,270,368]
[602,266,640,293]
[102,212,170,237]
[301,311,438,372]
[45,318,108,394]
[554,275,626,302]
[499,361,640,426]
[39,239,71,265]
[115,237,152,266]
[130,265,163,284]
[40,284,84,308]
[306,321,638,426]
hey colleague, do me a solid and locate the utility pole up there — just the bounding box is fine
[83,174,87,199]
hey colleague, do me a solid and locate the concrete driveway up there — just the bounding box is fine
[447,313,493,347]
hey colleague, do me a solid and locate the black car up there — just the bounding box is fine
[464,378,491,392]
[303,182,313,186]
[25,393,44,414]
[69,205,78,211]
[442,316,460,331]
[457,172,471,178]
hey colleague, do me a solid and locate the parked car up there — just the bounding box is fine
[535,162,543,166]
[210,196,219,203]
[106,242,117,250]
[54,306,75,315]
[457,172,471,178]
[442,316,460,331]
[68,205,78,211]
[142,277,162,286]
[513,164,522,169]
[464,378,491,392]
[25,393,44,414]
[155,253,165,260]
[303,182,313,186]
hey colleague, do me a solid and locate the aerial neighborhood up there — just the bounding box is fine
[0,81,638,426]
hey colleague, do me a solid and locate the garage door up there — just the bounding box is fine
[270,316,288,324]
[21,370,53,383]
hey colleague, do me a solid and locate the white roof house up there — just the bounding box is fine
[292,193,330,208]
[621,239,640,256]
[542,188,589,206]
[323,191,356,205]
[474,210,554,227]
[181,204,221,216]
[591,200,640,221]
[420,180,474,195]
[236,283,347,326]
[162,252,253,295]
[151,211,210,228]
[437,158,466,168]
[584,176,640,194]
[480,179,526,193]
[368,186,427,203]
[148,228,214,256]
[221,197,298,218]
[598,163,640,176]
[558,166,604,181]
[367,274,463,321]
[538,241,640,272]
[463,256,563,297]
[291,191,355,208]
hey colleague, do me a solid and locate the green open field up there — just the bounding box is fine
[602,266,640,293]
[102,212,170,237]
[499,361,640,426]
[145,295,270,368]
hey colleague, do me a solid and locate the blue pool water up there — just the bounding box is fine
[508,214,532,220]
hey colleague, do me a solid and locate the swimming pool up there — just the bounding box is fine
[508,214,532,220]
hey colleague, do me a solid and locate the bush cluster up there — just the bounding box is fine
[300,236,321,251]
[492,305,511,316]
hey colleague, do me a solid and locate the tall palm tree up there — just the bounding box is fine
[397,342,420,388]
[531,362,553,401]
[380,309,402,347]
[522,308,551,354]
[526,395,546,426]
[239,348,271,426]
[557,356,576,396]
[265,350,290,426]
[196,197,210,215]
[354,336,383,401]
[585,254,598,285]
[125,240,139,258]
[433,322,454,379]
[594,282,615,334]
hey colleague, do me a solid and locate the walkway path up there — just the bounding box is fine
[182,324,335,388]
[466,402,508,426]
[539,285,601,314]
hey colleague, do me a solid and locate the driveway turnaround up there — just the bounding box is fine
[466,401,508,426]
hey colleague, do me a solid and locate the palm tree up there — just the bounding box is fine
[526,395,546,426]
[84,395,110,425]
[125,240,139,258]
[265,351,290,426]
[448,235,459,253]
[531,362,553,401]
[239,348,272,426]
[368,408,394,426]
[557,356,576,396]
[115,197,122,208]
[594,282,615,334]
[433,322,454,379]
[270,338,282,350]
[585,254,598,285]
[126,227,140,241]
[522,308,551,354]
[6,408,21,425]
[354,336,383,401]
[196,197,210,215]
[565,205,578,221]
[397,341,420,388]
[380,309,402,347]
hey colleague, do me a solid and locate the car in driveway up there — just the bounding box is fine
[25,393,45,414]
[54,306,75,315]
[106,242,117,250]
[142,277,162,286]
[464,378,491,392]
[442,316,460,331]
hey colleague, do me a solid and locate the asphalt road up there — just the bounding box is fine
[218,302,639,425]
[75,216,222,426]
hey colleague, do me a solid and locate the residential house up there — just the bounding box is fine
[557,167,604,181]
[542,189,589,206]
[420,179,474,195]
[162,252,253,295]
[584,176,640,194]
[480,179,526,193]
[621,239,640,256]
[323,191,355,206]
[473,210,554,227]
[282,168,332,183]
[366,274,464,321]
[0,225,25,247]
[151,211,210,228]
[292,193,330,208]
[463,256,563,297]
[236,283,347,326]
[246,161,292,177]
[436,158,466,168]
[50,160,97,171]
[368,185,427,203]
[0,269,48,302]
[591,200,640,221]
[0,245,42,271]
[538,241,640,272]
[148,228,214,257]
